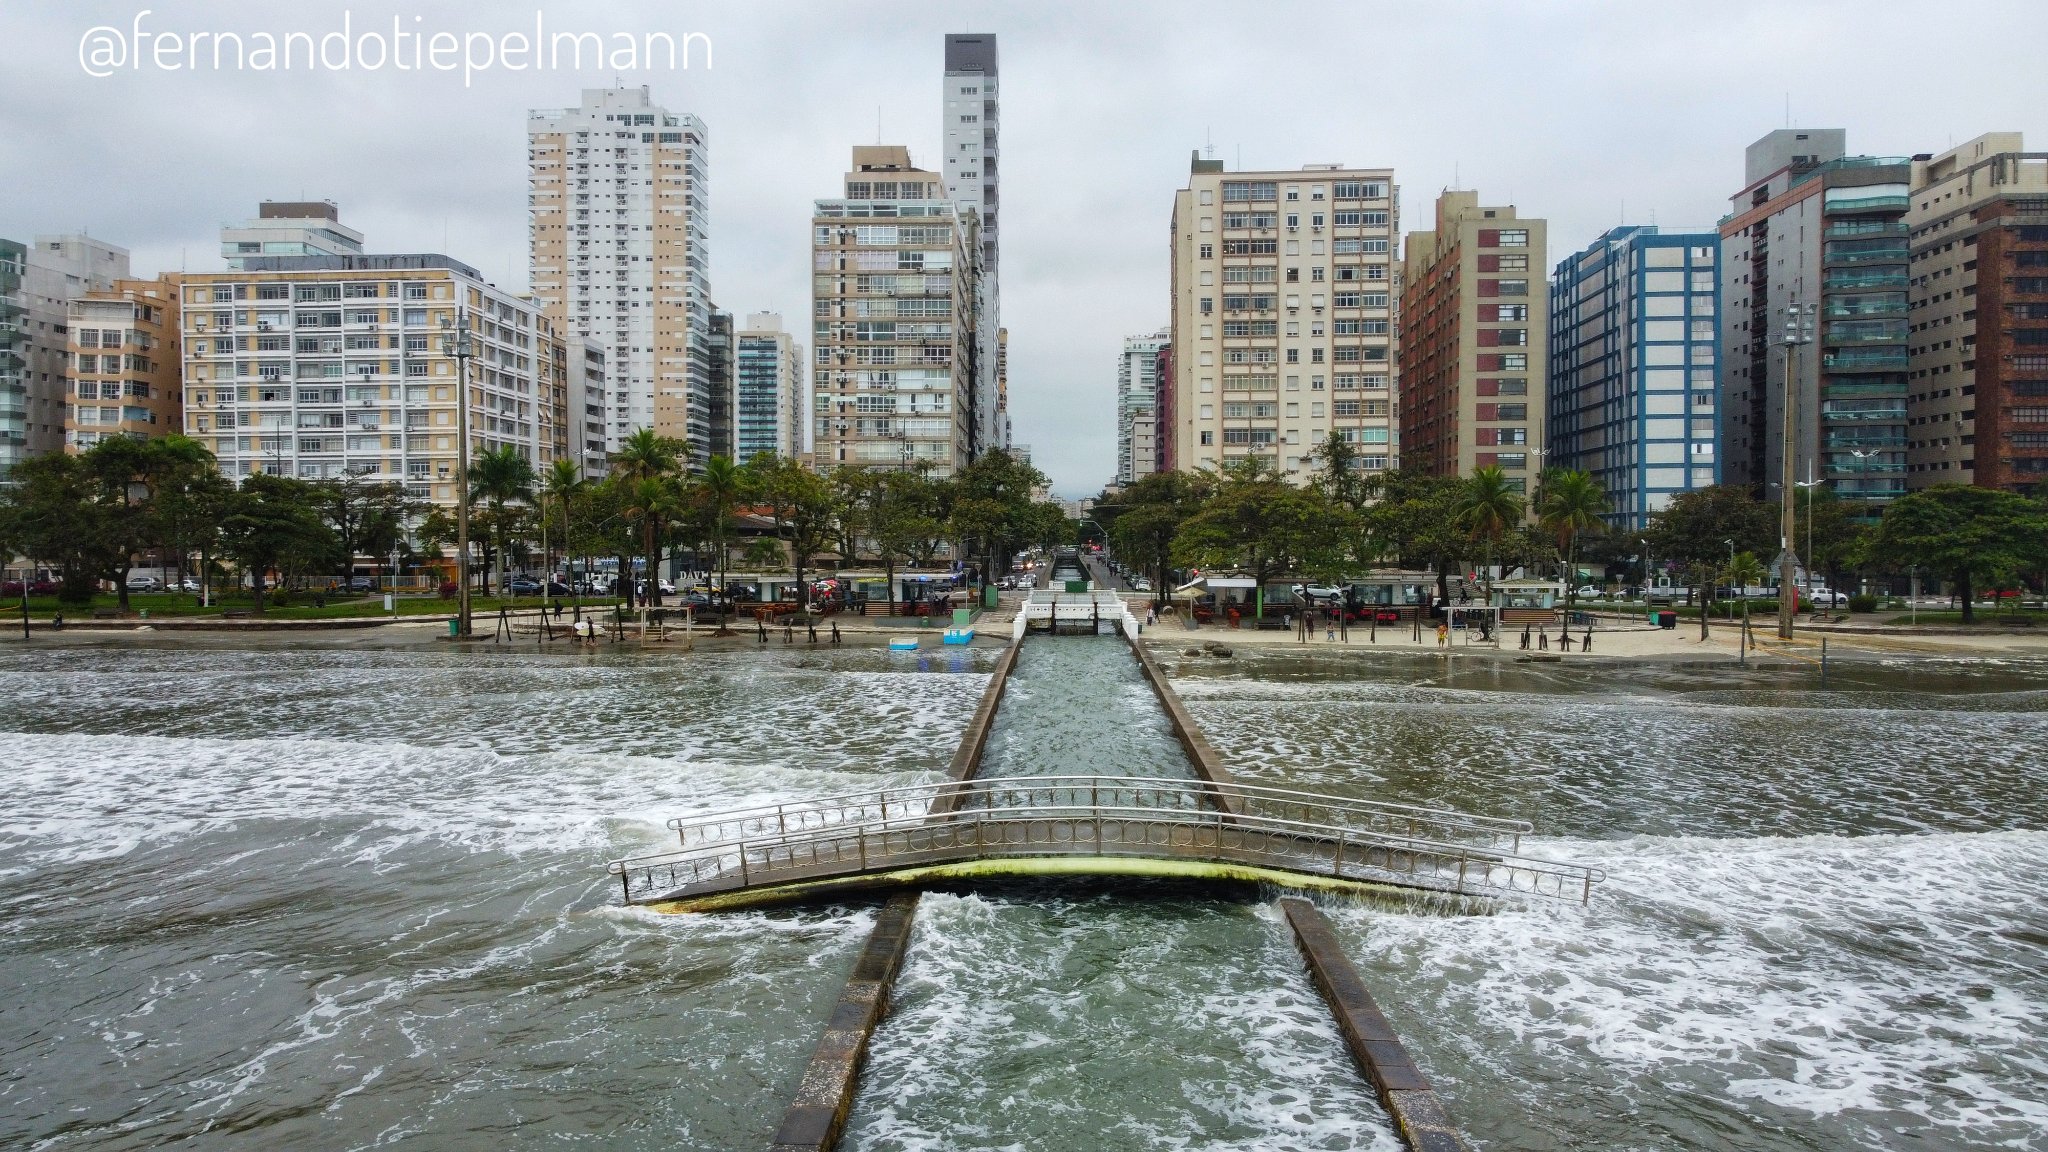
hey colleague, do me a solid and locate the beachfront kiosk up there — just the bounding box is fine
[1492,579,1563,630]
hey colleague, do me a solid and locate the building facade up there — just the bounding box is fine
[811,146,981,475]
[1169,157,1399,479]
[1399,191,1548,487]
[703,306,734,459]
[1548,227,1720,529]
[565,337,608,476]
[177,252,569,507]
[528,88,710,468]
[1115,327,1168,486]
[736,312,803,461]
[222,202,364,267]
[1720,129,1911,516]
[1905,133,2048,491]
[0,236,130,474]
[65,275,183,451]
[943,34,1002,456]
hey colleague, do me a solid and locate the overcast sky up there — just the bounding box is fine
[4,1,2042,495]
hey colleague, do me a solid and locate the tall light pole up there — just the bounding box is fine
[1776,301,1815,640]
[441,311,476,638]
[1796,475,1822,613]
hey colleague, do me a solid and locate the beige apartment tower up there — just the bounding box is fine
[177,255,569,507]
[812,146,981,475]
[65,275,182,451]
[1168,156,1399,479]
[1399,190,1548,488]
[528,88,709,469]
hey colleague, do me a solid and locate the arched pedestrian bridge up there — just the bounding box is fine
[608,775,1604,912]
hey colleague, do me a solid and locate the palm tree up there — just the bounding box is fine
[468,446,535,596]
[1452,465,1527,603]
[694,454,745,601]
[1537,469,1607,623]
[541,458,583,609]
[609,430,686,604]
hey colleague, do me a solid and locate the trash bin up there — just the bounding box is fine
[1656,610,1678,629]
[447,617,461,638]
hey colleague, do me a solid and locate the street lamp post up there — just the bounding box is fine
[441,311,476,638]
[1776,302,1815,640]
[1796,475,1822,615]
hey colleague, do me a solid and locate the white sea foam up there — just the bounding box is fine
[849,892,1403,1152]
[1334,830,2048,1145]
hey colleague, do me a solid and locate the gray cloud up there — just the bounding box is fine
[3,0,2042,495]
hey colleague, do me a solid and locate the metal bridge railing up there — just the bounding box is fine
[609,776,1598,907]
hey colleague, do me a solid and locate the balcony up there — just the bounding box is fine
[1822,406,1905,422]
[1824,296,1907,318]
[1825,319,1909,345]
[1824,194,1910,215]
[1824,349,1908,371]
[1825,220,1910,239]
[1824,241,1908,266]
[1825,269,1908,291]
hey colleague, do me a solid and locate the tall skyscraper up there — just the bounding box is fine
[1168,156,1400,480]
[736,312,804,461]
[0,234,129,474]
[704,306,733,459]
[811,145,982,476]
[1720,129,1910,517]
[528,87,710,470]
[1116,328,1169,487]
[943,34,1001,455]
[1548,227,1721,529]
[1905,133,2048,492]
[1400,190,1548,488]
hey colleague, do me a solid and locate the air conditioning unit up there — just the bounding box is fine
[1288,226,1299,233]
[1312,226,1323,233]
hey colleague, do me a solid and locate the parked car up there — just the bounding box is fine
[1291,583,1344,602]
[507,576,544,596]
[1132,578,1153,592]
[2,579,60,597]
[1807,587,1848,607]
[1574,585,1602,599]
[347,575,376,593]
[125,574,162,592]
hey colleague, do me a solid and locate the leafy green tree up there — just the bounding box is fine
[1452,465,1527,601]
[1106,470,1214,605]
[468,446,536,595]
[540,457,584,598]
[1873,485,2048,624]
[1172,458,1345,616]
[692,454,747,596]
[1360,469,1469,607]
[220,473,335,614]
[0,452,114,604]
[948,449,1051,592]
[1646,484,1777,639]
[1537,469,1607,619]
[609,430,688,603]
[1791,486,1872,598]
[313,471,413,588]
[1305,430,1370,511]
[754,461,836,608]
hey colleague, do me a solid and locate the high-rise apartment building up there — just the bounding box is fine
[1399,191,1548,487]
[811,145,982,475]
[528,87,710,468]
[177,247,569,506]
[995,326,1010,449]
[736,312,803,461]
[221,202,364,268]
[943,34,1001,456]
[1116,327,1169,486]
[65,275,183,451]
[704,306,734,459]
[1720,129,1911,517]
[0,234,129,474]
[1905,133,2048,492]
[1548,227,1720,529]
[1169,156,1399,478]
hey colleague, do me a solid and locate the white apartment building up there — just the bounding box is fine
[221,202,364,268]
[736,312,804,461]
[1168,158,1399,478]
[0,234,129,473]
[812,146,981,475]
[1116,328,1169,486]
[943,33,1002,454]
[178,251,569,507]
[528,87,710,469]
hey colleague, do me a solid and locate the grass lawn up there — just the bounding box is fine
[1878,608,2042,627]
[0,592,625,622]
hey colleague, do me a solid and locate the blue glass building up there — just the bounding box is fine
[1547,226,1721,529]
